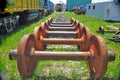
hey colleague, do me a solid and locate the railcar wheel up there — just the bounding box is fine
[34,27,44,51]
[17,34,37,77]
[88,35,108,79]
[79,27,91,51]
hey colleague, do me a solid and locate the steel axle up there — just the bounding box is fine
[41,38,84,45]
[46,27,76,31]
[9,49,115,61]
[46,31,78,37]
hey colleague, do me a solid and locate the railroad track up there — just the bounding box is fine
[54,12,69,23]
[9,12,115,79]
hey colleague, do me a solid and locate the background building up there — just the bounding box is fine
[86,1,120,21]
[66,0,92,11]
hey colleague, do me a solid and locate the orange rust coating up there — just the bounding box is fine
[32,51,92,60]
[47,26,77,31]
[40,38,84,45]
[51,22,72,24]
[50,24,74,27]
[46,31,78,36]
[9,50,115,61]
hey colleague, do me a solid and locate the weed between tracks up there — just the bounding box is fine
[0,12,120,80]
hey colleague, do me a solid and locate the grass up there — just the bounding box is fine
[64,12,120,79]
[0,11,120,80]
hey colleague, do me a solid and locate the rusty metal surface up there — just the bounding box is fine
[77,23,84,38]
[9,49,115,61]
[79,27,91,51]
[50,24,73,27]
[40,22,80,38]
[76,23,84,49]
[41,25,48,37]
[43,21,76,31]
[9,50,17,60]
[41,23,82,38]
[34,27,44,50]
[42,38,82,45]
[9,34,115,79]
[17,34,37,77]
[44,21,79,31]
[47,27,76,31]
[73,20,80,31]
[107,51,115,62]
[88,35,108,79]
[47,31,78,38]
[50,22,72,25]
[96,26,117,34]
[33,51,91,60]
[108,31,120,42]
[96,30,116,34]
[45,20,50,27]
[9,12,116,79]
[42,22,49,32]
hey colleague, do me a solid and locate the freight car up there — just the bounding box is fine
[40,0,54,16]
[0,0,41,34]
[55,3,63,12]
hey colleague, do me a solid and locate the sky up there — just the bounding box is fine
[50,0,114,4]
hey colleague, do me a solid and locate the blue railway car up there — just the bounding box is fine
[40,0,54,15]
[40,0,48,10]
[48,0,54,13]
[66,0,92,11]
